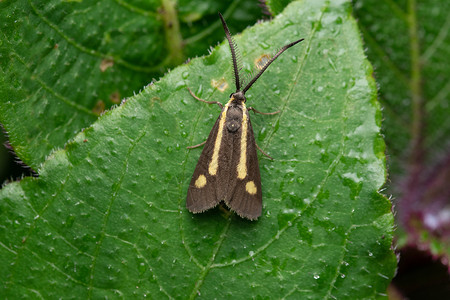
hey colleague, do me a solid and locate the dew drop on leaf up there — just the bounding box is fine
[259,42,270,49]
[283,19,293,28]
[175,81,186,91]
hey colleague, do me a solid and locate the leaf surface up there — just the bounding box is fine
[0,1,396,298]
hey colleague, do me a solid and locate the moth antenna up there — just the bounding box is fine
[219,13,244,92]
[241,70,255,89]
[242,38,304,94]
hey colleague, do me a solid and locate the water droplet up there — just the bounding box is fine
[259,42,270,49]
[138,261,146,274]
[195,85,203,97]
[175,81,186,91]
[291,55,298,63]
[182,71,189,79]
[258,127,267,140]
[313,274,320,279]
[344,173,362,185]
[282,20,293,28]
[328,57,337,72]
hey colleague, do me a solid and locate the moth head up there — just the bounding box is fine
[230,91,246,103]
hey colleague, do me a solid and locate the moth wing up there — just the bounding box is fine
[224,113,262,220]
[186,115,223,213]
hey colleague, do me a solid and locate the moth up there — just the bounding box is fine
[186,13,303,220]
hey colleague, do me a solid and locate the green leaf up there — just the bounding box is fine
[0,0,260,169]
[265,0,294,15]
[354,0,450,175]
[0,1,396,298]
[354,0,450,261]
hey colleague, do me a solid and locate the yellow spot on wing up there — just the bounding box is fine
[237,105,248,179]
[245,181,257,195]
[195,174,207,188]
[209,102,230,175]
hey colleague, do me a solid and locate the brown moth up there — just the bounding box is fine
[186,13,303,220]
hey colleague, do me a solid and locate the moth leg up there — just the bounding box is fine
[187,140,206,149]
[248,107,280,115]
[256,143,274,160]
[187,87,223,109]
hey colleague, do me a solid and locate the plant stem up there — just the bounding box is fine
[160,0,184,67]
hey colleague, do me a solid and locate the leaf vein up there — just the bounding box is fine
[28,0,162,73]
[87,130,147,298]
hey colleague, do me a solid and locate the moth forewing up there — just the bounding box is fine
[223,107,262,220]
[186,110,224,213]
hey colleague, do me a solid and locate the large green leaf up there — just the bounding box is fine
[0,0,260,170]
[0,1,396,298]
[354,0,450,263]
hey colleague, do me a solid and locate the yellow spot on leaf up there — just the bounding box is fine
[109,91,121,104]
[246,181,257,195]
[255,54,270,70]
[195,175,207,188]
[92,100,105,115]
[100,58,114,72]
[211,78,229,92]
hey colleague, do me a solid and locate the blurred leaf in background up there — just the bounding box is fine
[0,0,397,298]
[354,0,450,298]
[0,0,261,170]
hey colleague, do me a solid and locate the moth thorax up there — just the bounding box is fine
[226,107,243,133]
